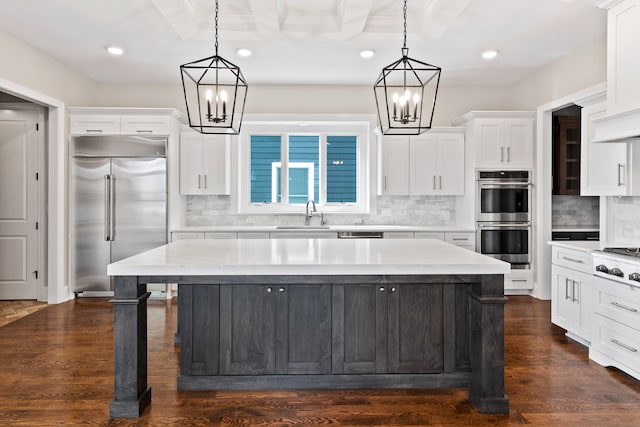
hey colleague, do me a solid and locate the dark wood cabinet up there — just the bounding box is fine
[553,113,581,195]
[219,283,332,375]
[179,284,220,376]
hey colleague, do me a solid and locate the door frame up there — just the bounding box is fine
[0,77,67,303]
[0,103,46,300]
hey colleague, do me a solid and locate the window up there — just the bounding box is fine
[240,121,370,213]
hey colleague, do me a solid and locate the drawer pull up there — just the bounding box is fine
[562,256,584,264]
[611,301,638,313]
[610,339,638,353]
[452,238,469,241]
[86,129,104,133]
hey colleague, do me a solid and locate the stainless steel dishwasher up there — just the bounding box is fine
[337,231,384,239]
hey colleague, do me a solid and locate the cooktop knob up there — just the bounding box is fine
[610,267,624,277]
[596,264,609,273]
[630,272,640,283]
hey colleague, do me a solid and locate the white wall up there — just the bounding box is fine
[0,28,96,106]
[509,37,607,109]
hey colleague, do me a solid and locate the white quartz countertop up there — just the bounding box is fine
[170,225,475,233]
[108,238,509,277]
[546,240,640,253]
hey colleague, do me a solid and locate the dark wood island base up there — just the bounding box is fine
[109,273,508,418]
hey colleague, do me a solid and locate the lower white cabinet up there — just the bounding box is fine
[589,277,640,380]
[551,246,594,344]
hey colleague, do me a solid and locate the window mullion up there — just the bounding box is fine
[320,134,327,204]
[281,133,289,206]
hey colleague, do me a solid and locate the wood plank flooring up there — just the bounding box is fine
[0,300,47,327]
[0,296,639,426]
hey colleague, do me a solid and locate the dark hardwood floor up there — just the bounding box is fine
[0,295,639,426]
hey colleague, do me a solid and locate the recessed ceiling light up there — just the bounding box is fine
[360,50,375,59]
[237,48,252,57]
[107,46,124,56]
[482,50,498,60]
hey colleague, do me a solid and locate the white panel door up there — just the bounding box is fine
[410,135,438,195]
[475,120,502,167]
[504,119,534,168]
[0,109,39,299]
[380,136,410,195]
[179,132,204,194]
[437,134,465,195]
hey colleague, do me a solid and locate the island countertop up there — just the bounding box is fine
[107,238,510,277]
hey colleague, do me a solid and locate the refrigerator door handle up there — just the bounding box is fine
[104,175,111,241]
[110,174,116,241]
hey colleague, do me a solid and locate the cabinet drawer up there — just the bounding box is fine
[237,232,270,239]
[205,232,238,239]
[414,232,445,240]
[69,115,121,134]
[593,316,640,373]
[551,246,593,274]
[445,232,476,247]
[593,278,640,331]
[270,232,336,239]
[384,231,415,239]
[171,232,205,241]
[121,115,171,135]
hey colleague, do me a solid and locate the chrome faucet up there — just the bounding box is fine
[305,200,317,225]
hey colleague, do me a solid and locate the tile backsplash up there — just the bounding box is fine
[552,195,599,228]
[610,196,640,244]
[186,195,457,227]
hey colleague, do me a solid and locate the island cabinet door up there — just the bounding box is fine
[275,284,332,375]
[219,285,277,375]
[387,284,444,373]
[332,284,388,374]
[179,285,220,376]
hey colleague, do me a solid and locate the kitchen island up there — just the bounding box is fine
[107,238,510,418]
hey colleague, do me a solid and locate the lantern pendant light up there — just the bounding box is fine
[374,0,441,135]
[180,0,248,134]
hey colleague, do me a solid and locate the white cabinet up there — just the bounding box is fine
[581,100,640,196]
[171,231,205,241]
[590,276,640,380]
[550,246,595,344]
[601,0,640,117]
[179,130,230,195]
[380,136,410,195]
[452,111,535,169]
[69,115,121,135]
[69,112,172,135]
[384,231,415,239]
[411,132,464,195]
[414,231,475,251]
[380,129,465,196]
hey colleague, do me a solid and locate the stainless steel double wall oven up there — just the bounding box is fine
[476,170,532,269]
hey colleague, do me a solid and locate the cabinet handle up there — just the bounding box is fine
[439,175,442,190]
[452,238,469,241]
[507,147,510,162]
[501,147,504,162]
[572,280,579,303]
[86,129,103,133]
[610,339,638,353]
[384,176,387,191]
[565,278,571,300]
[204,174,207,189]
[433,175,436,190]
[562,256,584,264]
[198,174,201,189]
[278,287,285,293]
[266,287,272,293]
[611,301,638,313]
[379,287,386,292]
[135,130,153,133]
[618,163,625,187]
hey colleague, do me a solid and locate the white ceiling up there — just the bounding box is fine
[0,0,606,87]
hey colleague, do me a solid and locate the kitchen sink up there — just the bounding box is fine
[275,226,331,230]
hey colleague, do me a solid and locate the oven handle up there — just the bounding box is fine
[478,223,531,228]
[478,181,532,187]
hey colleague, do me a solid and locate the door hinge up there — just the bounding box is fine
[35,222,39,230]
[33,270,38,279]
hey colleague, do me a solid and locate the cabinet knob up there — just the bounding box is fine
[266,287,272,293]
[278,287,285,293]
[390,287,397,293]
[379,287,386,292]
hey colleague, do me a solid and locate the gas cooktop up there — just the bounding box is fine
[603,247,640,258]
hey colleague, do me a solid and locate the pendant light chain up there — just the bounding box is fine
[214,0,219,56]
[402,0,408,50]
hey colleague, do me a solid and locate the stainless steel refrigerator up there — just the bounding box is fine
[70,135,167,296]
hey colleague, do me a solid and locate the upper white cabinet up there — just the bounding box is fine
[179,129,230,195]
[68,109,178,136]
[601,0,640,116]
[380,128,465,196]
[452,111,535,169]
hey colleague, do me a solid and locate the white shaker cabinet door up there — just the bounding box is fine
[503,118,534,168]
[437,133,465,195]
[201,135,230,195]
[410,134,438,195]
[380,136,410,195]
[179,132,205,195]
